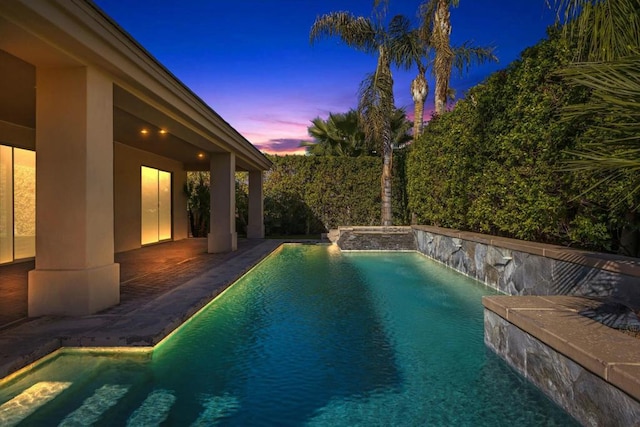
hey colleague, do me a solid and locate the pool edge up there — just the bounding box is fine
[0,240,286,382]
[483,295,640,425]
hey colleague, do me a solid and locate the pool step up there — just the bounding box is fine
[59,384,130,426]
[0,381,72,427]
[191,393,240,426]
[1,384,239,425]
[126,389,176,426]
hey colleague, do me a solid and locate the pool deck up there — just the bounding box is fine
[0,238,286,380]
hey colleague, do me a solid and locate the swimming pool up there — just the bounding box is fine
[0,244,576,426]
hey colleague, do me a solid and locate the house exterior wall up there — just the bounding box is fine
[0,0,270,316]
[114,142,187,253]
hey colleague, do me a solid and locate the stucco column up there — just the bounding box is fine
[28,66,120,316]
[208,152,237,252]
[247,170,264,239]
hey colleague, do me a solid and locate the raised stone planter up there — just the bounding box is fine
[410,225,640,426]
[413,225,640,307]
[484,296,640,426]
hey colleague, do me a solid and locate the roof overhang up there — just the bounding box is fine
[0,0,271,171]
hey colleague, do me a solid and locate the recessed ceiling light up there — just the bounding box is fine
[140,129,149,135]
[159,129,168,134]
[198,153,205,159]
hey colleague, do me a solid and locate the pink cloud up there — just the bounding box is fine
[256,138,307,155]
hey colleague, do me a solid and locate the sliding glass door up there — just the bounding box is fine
[141,166,171,245]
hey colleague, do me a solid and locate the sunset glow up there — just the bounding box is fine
[94,0,556,155]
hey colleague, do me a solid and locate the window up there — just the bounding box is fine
[0,145,35,263]
[141,166,171,245]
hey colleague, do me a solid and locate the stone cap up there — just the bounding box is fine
[484,295,640,402]
[414,225,640,278]
[339,226,413,234]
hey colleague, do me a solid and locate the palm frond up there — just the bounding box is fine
[389,108,413,147]
[387,14,412,40]
[550,0,640,61]
[358,68,395,150]
[304,110,372,156]
[310,12,378,53]
[560,56,640,138]
[452,42,498,75]
[547,0,640,203]
[563,146,640,201]
[418,1,437,43]
[389,27,426,70]
[565,147,640,171]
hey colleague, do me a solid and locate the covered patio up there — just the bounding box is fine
[0,238,284,379]
[0,1,271,317]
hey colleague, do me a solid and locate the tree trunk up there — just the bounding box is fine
[619,210,640,257]
[378,46,394,226]
[411,72,428,138]
[381,145,393,226]
[433,0,452,115]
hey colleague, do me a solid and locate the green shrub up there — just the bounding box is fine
[407,30,639,253]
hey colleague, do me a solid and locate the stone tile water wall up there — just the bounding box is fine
[411,225,640,426]
[485,306,640,426]
[413,225,640,307]
[335,226,417,251]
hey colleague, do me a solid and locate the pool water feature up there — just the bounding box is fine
[0,245,577,426]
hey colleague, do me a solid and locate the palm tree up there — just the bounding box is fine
[411,68,429,137]
[419,0,497,116]
[551,0,640,197]
[387,23,430,138]
[390,107,414,149]
[302,110,368,156]
[310,7,414,225]
[429,0,456,116]
[302,108,411,156]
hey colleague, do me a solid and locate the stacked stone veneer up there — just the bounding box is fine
[413,225,640,307]
[485,308,640,426]
[411,225,640,426]
[335,226,417,251]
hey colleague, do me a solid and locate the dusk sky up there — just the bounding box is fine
[94,0,557,155]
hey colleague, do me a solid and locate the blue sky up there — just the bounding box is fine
[94,0,557,154]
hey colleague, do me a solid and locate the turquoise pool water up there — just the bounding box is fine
[0,245,576,426]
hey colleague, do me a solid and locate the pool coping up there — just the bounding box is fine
[483,295,640,402]
[413,225,640,279]
[0,239,284,382]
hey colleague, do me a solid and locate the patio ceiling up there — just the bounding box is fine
[0,0,270,172]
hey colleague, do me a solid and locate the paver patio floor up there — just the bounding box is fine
[0,238,285,379]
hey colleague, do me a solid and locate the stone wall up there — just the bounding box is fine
[331,224,640,422]
[413,225,640,308]
[412,225,640,425]
[335,226,417,251]
[485,309,640,426]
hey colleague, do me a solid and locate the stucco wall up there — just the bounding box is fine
[114,142,187,253]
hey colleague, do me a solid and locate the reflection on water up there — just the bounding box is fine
[0,245,576,426]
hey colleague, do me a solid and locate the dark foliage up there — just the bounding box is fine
[407,30,640,254]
